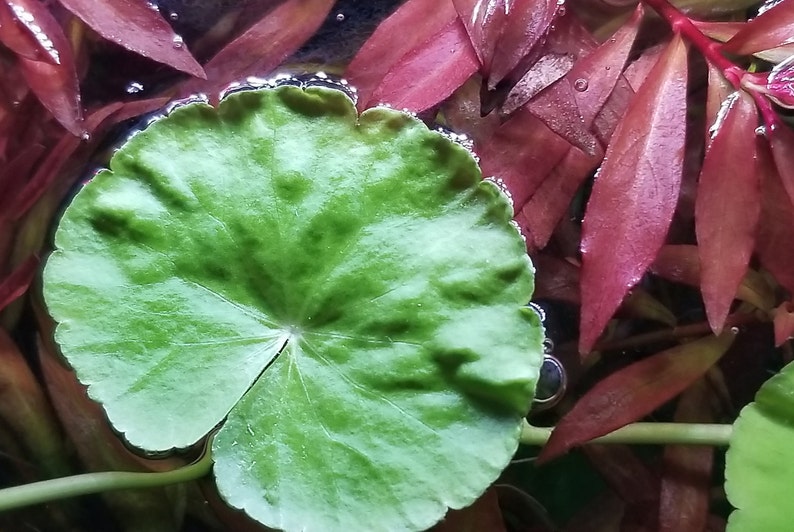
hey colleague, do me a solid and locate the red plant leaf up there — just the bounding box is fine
[2,0,83,135]
[578,35,688,354]
[181,0,334,100]
[538,332,735,463]
[367,18,479,112]
[0,255,38,312]
[696,20,794,63]
[17,56,83,136]
[0,143,45,200]
[522,6,641,155]
[57,0,205,78]
[0,0,62,64]
[453,0,559,88]
[452,0,509,75]
[501,51,574,115]
[756,142,794,295]
[695,91,760,333]
[532,253,581,304]
[3,102,123,221]
[477,107,571,209]
[705,64,734,148]
[722,0,794,55]
[659,381,714,532]
[768,123,794,207]
[346,0,478,112]
[772,302,794,346]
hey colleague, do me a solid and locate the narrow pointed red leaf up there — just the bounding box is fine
[756,143,794,295]
[695,91,760,333]
[0,0,62,64]
[696,20,794,63]
[181,0,334,99]
[501,51,574,115]
[346,0,478,112]
[0,255,38,312]
[523,5,641,155]
[722,0,794,55]
[367,17,479,112]
[488,0,559,88]
[18,56,83,136]
[768,123,794,208]
[579,36,688,354]
[452,0,509,75]
[659,381,714,532]
[772,302,794,346]
[538,332,735,463]
[57,0,205,78]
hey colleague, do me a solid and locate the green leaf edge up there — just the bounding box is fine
[725,360,794,531]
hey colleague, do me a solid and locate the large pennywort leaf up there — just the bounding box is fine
[43,85,543,531]
[725,360,794,530]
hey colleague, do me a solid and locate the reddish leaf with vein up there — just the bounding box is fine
[697,20,794,63]
[0,143,45,200]
[0,255,38,312]
[768,123,794,208]
[514,9,639,248]
[772,302,794,346]
[756,143,794,295]
[695,91,759,333]
[57,0,205,78]
[2,0,83,135]
[346,0,478,112]
[659,380,714,532]
[182,0,334,100]
[0,0,62,64]
[578,36,688,354]
[537,331,735,463]
[453,0,559,88]
[722,0,794,55]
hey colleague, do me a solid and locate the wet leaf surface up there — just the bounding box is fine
[43,85,543,531]
[579,35,688,354]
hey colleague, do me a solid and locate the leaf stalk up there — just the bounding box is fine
[521,420,733,447]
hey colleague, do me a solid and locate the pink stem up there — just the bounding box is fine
[641,0,781,128]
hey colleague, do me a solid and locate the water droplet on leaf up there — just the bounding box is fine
[573,78,589,92]
[172,35,184,49]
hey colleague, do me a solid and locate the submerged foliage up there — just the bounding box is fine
[0,0,793,529]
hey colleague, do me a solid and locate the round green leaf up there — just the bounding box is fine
[725,360,794,531]
[43,85,543,531]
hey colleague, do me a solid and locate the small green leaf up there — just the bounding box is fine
[43,85,543,531]
[725,360,794,531]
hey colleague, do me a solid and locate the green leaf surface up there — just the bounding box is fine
[43,85,543,531]
[725,360,794,531]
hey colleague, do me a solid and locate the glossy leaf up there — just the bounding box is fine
[768,123,794,209]
[695,20,794,63]
[345,0,478,112]
[756,143,794,295]
[725,360,794,531]
[695,91,760,333]
[181,0,334,99]
[43,86,543,531]
[57,0,205,78]
[0,0,62,64]
[579,36,688,354]
[18,57,83,136]
[722,0,794,55]
[538,332,735,463]
[454,0,559,87]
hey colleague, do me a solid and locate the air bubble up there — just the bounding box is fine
[755,125,767,137]
[532,355,567,409]
[80,132,91,141]
[172,35,184,49]
[730,326,740,334]
[573,78,589,92]
[336,12,345,21]
[125,81,144,94]
[169,12,178,21]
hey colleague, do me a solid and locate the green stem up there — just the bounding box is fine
[0,445,213,513]
[521,421,733,447]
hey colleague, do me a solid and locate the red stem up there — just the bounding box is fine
[641,0,781,129]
